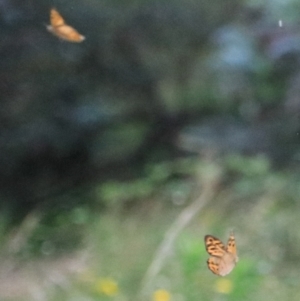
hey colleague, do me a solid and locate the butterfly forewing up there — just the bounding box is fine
[50,9,65,27]
[226,232,237,256]
[204,235,226,257]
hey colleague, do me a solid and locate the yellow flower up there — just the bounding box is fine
[152,289,171,301]
[215,278,233,294]
[94,277,119,296]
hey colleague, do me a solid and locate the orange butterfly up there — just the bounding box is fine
[204,232,238,276]
[47,8,85,43]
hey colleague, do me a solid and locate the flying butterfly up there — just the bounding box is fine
[47,8,85,43]
[204,232,238,276]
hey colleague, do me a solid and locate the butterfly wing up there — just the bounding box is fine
[50,8,65,27]
[207,253,237,276]
[204,235,226,257]
[207,256,221,275]
[52,25,85,42]
[226,232,237,256]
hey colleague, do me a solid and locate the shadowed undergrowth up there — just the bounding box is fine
[0,156,300,300]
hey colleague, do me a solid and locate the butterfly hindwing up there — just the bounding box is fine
[54,25,82,42]
[207,257,220,275]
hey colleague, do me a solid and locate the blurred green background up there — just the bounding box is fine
[1,0,300,300]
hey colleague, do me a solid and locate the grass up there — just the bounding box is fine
[1,155,300,300]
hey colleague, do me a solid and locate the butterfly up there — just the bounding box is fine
[204,232,238,276]
[47,8,85,43]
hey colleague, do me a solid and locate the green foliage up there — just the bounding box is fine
[99,179,154,207]
[2,154,300,300]
[24,208,87,257]
[98,158,197,208]
[225,154,271,176]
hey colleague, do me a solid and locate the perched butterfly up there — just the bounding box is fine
[204,232,238,276]
[47,8,85,43]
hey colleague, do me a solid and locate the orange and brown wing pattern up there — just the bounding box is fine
[207,257,221,275]
[50,8,65,27]
[226,232,237,255]
[204,235,226,257]
[47,8,85,43]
